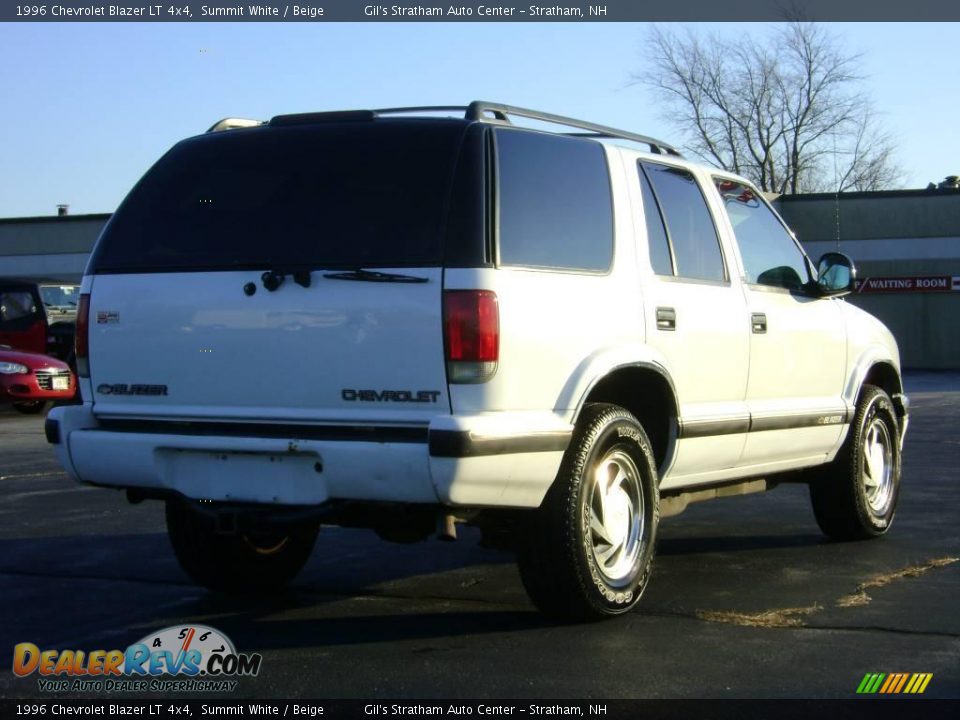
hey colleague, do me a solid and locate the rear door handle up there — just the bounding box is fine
[656,307,676,331]
[751,313,767,334]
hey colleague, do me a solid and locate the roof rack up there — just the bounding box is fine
[254,102,680,156]
[207,117,265,133]
[370,105,481,117]
[369,102,678,155]
[465,101,680,156]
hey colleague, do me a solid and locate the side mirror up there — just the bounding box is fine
[816,252,856,297]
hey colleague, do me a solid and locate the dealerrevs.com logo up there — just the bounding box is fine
[13,625,261,693]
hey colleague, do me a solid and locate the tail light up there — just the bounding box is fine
[444,290,499,384]
[75,293,90,377]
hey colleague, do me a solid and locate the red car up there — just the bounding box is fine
[0,345,76,414]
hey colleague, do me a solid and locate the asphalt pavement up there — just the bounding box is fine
[1,373,958,699]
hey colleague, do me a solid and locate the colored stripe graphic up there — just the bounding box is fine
[857,673,932,694]
[893,674,909,693]
[909,673,933,694]
[857,673,886,693]
[879,674,896,693]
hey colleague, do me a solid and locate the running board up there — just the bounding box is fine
[660,479,772,518]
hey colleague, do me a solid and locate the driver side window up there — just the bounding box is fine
[714,179,811,290]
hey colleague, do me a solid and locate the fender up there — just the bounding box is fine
[835,302,905,457]
[557,343,680,424]
[838,300,903,407]
[557,345,682,478]
[844,347,903,409]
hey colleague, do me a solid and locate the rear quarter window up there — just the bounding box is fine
[495,129,613,272]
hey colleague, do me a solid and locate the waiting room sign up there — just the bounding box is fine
[855,276,960,293]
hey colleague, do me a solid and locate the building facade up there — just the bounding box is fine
[778,189,960,370]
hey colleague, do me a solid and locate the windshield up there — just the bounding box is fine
[92,121,468,273]
[40,285,80,307]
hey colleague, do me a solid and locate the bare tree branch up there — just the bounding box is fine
[631,22,902,193]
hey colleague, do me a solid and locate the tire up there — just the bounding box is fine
[165,499,319,593]
[517,403,659,622]
[809,385,902,541]
[12,401,48,415]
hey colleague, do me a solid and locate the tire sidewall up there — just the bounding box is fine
[851,390,901,534]
[12,401,47,415]
[166,499,318,592]
[572,413,659,615]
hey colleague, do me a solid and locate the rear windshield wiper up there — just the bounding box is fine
[322,268,428,283]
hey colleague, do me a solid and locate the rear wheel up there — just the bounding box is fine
[809,385,901,540]
[517,403,659,622]
[166,499,319,592]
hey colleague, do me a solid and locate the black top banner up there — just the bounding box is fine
[3,0,960,22]
[1,699,959,720]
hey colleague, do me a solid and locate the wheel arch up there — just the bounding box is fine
[846,350,906,420]
[861,361,903,399]
[843,351,908,442]
[573,363,679,479]
[857,361,903,397]
[845,347,902,400]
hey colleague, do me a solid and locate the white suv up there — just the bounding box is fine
[48,102,909,621]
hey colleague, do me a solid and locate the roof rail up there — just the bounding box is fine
[372,105,475,117]
[239,103,680,155]
[269,107,471,127]
[465,101,680,156]
[207,117,265,133]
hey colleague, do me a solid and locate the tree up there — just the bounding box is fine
[635,22,901,194]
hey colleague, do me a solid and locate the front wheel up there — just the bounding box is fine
[12,401,48,415]
[166,499,319,593]
[517,403,659,622]
[809,385,902,540]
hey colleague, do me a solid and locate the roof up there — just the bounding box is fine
[0,213,111,225]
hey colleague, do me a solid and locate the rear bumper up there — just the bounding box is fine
[47,406,571,509]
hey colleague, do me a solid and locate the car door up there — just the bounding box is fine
[631,159,751,488]
[709,177,847,468]
[0,285,47,354]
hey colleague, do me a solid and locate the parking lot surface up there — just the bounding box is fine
[1,373,958,699]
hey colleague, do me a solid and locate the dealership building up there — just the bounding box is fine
[2,187,959,369]
[777,188,960,369]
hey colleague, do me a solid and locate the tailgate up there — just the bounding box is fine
[80,119,485,425]
[87,270,449,424]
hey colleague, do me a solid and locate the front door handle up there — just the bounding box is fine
[656,307,676,331]
[751,313,767,334]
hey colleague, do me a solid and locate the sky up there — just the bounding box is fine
[1,21,958,217]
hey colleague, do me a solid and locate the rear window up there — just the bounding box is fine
[92,121,469,273]
[0,291,39,324]
[496,129,613,272]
